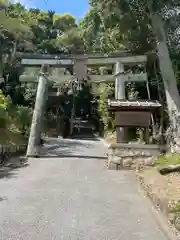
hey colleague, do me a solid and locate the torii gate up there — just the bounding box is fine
[16,52,147,157]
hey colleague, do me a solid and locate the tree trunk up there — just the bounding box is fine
[151,13,180,151]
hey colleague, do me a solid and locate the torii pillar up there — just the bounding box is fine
[114,62,128,143]
[26,64,49,157]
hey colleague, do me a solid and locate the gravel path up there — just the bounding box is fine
[0,137,169,239]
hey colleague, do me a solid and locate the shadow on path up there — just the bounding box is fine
[42,135,103,157]
[0,162,29,179]
[0,134,104,179]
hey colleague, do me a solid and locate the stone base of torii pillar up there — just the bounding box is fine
[26,64,49,157]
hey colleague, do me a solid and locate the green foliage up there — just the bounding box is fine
[170,202,180,214]
[54,13,77,32]
[81,0,180,56]
[155,153,180,166]
[56,28,85,54]
[98,84,115,133]
[22,83,37,106]
[0,89,9,127]
[0,89,8,108]
[14,105,32,136]
[0,88,31,135]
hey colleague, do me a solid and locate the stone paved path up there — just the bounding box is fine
[0,137,169,239]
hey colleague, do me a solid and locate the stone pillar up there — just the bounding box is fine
[26,64,49,157]
[115,62,125,100]
[114,62,127,143]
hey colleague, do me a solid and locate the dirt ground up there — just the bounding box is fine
[138,168,180,202]
[137,167,180,233]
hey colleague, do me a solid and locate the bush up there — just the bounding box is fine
[14,106,32,135]
[98,84,115,134]
[155,153,180,166]
[0,90,9,128]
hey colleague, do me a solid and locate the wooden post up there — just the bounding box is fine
[26,64,49,157]
[145,127,150,144]
[115,62,127,143]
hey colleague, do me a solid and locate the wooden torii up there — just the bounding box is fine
[16,52,147,157]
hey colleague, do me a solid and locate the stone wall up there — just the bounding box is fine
[106,144,163,170]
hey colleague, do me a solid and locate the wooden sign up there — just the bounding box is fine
[115,111,151,127]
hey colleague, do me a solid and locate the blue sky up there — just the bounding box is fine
[13,0,89,20]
